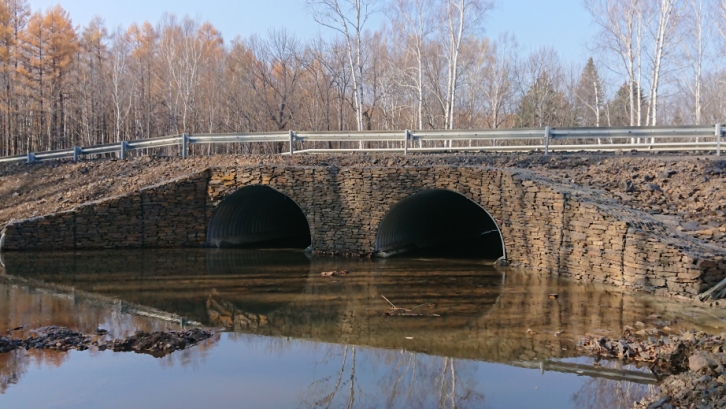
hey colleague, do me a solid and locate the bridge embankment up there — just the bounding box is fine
[1,156,724,299]
[1,153,723,246]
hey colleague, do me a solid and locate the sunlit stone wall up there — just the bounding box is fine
[2,165,724,297]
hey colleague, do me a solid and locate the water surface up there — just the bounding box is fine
[1,249,724,409]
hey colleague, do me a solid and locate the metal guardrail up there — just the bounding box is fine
[0,124,724,164]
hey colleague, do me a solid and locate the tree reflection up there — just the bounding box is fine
[0,280,219,394]
[0,349,73,394]
[0,350,26,394]
[571,360,655,409]
[301,347,486,409]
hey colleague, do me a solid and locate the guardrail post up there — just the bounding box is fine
[182,134,189,158]
[73,146,81,163]
[289,130,295,155]
[404,130,410,155]
[717,124,722,157]
[544,126,551,155]
[119,141,127,160]
[26,152,35,163]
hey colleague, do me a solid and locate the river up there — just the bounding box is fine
[1,249,725,409]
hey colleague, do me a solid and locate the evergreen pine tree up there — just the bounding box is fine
[574,57,603,127]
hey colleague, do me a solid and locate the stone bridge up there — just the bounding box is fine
[1,165,724,297]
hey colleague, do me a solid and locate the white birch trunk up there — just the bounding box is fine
[647,0,675,130]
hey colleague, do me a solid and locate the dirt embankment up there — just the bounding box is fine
[540,156,726,248]
[0,152,724,248]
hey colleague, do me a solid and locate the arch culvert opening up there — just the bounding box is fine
[206,186,311,249]
[375,189,504,259]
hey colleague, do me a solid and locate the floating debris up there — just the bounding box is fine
[320,270,349,277]
[381,295,439,317]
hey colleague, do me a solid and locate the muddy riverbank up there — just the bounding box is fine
[1,326,215,357]
[578,330,726,408]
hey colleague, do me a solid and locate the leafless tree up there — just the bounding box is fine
[585,0,649,129]
[307,0,377,135]
[677,0,710,125]
[480,33,517,129]
[388,0,435,130]
[110,27,131,142]
[645,0,684,126]
[438,0,493,131]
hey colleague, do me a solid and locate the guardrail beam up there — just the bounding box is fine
[3,125,726,162]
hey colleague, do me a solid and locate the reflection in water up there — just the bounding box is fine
[300,346,487,409]
[0,277,218,398]
[1,249,726,408]
[571,360,656,409]
[0,350,27,395]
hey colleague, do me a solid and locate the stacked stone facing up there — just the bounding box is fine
[2,171,209,250]
[1,165,724,298]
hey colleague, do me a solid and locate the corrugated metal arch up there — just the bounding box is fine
[375,189,505,258]
[206,185,311,248]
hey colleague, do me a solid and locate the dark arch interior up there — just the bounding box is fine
[375,189,504,259]
[206,186,311,249]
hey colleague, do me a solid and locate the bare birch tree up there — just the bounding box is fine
[176,18,205,134]
[585,0,647,129]
[715,0,726,42]
[481,33,516,129]
[2,2,726,157]
[307,0,377,134]
[388,0,435,130]
[110,27,131,142]
[439,0,493,130]
[678,0,709,125]
[645,0,683,126]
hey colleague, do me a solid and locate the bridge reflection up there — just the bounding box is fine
[1,248,712,387]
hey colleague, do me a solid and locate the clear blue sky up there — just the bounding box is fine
[27,0,596,64]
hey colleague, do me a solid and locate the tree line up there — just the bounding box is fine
[0,0,724,156]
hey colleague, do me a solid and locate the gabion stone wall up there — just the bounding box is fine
[2,165,724,298]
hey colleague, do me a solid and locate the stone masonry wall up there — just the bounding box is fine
[1,172,208,250]
[1,165,724,298]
